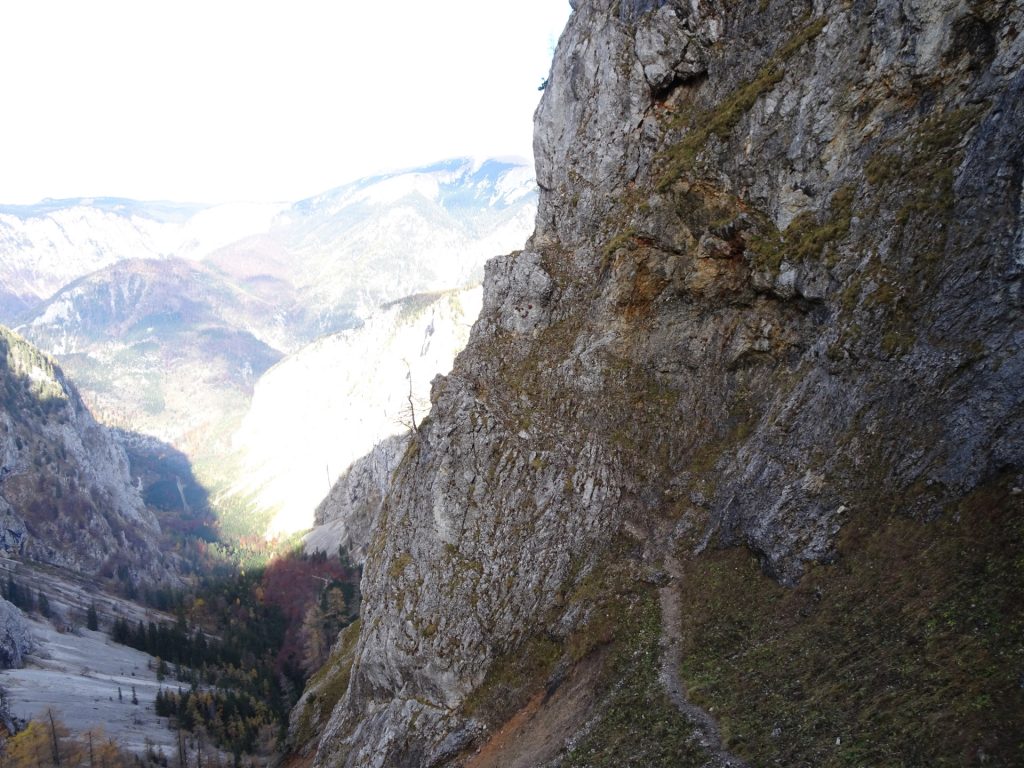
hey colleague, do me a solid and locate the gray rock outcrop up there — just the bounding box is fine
[0,326,170,584]
[307,0,1024,765]
[0,598,32,669]
[305,433,411,565]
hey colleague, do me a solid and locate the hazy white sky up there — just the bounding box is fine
[0,1,571,205]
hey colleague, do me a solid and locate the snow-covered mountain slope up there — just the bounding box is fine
[227,287,483,536]
[206,158,536,340]
[1,618,179,756]
[0,198,286,321]
[17,258,283,454]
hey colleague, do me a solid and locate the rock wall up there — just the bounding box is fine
[0,598,32,669]
[0,326,169,583]
[304,433,410,565]
[307,0,1023,765]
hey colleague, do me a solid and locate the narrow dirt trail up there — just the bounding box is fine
[659,552,751,768]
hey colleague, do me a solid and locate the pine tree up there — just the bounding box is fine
[134,620,147,650]
[155,689,174,718]
[47,708,63,767]
[112,617,131,644]
[87,603,99,631]
[300,603,327,674]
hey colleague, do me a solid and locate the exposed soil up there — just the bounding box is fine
[463,648,607,768]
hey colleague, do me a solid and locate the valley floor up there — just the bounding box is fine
[1,617,178,756]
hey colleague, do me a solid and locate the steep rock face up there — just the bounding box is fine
[311,0,1023,765]
[0,327,168,582]
[0,598,32,669]
[304,433,410,564]
[230,287,482,535]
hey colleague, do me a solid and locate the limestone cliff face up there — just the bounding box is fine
[303,433,410,565]
[0,598,32,669]
[232,287,482,536]
[306,1,1023,765]
[0,326,169,583]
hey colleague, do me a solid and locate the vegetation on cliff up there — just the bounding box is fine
[300,1,1023,766]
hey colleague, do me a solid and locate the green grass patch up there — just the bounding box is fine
[658,15,827,189]
[292,620,361,749]
[463,533,710,766]
[462,634,563,726]
[865,103,987,224]
[388,552,414,579]
[748,185,856,273]
[564,590,710,768]
[675,475,1024,766]
[659,66,785,188]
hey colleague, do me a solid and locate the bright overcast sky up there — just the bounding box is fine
[0,1,571,205]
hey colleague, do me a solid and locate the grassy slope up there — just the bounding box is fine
[675,475,1024,767]
[462,537,712,768]
[461,476,1023,767]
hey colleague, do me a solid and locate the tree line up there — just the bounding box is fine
[2,544,359,761]
[1,707,262,768]
[106,547,359,756]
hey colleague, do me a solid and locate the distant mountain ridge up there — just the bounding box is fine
[22,257,285,354]
[7,158,537,539]
[0,197,205,219]
[0,198,286,320]
[3,157,536,343]
[206,157,536,340]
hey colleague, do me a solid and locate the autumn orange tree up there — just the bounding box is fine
[1,713,137,768]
